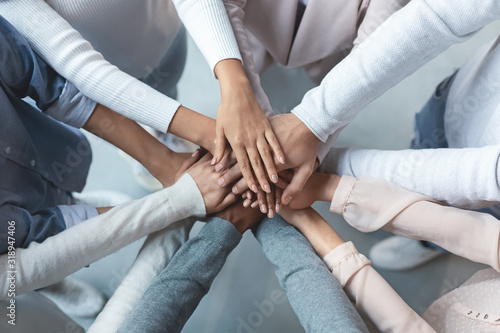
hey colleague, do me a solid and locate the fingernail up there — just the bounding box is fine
[211,156,217,165]
[271,174,278,183]
[284,196,292,205]
[251,184,258,193]
[268,209,274,218]
[275,204,280,212]
[232,186,239,194]
[215,163,223,172]
[191,149,200,157]
[218,178,225,187]
[279,157,285,164]
[243,200,250,207]
[260,204,267,213]
[264,184,271,193]
[251,201,259,208]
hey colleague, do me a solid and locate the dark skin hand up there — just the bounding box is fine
[213,198,265,234]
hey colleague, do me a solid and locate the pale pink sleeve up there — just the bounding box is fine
[330,176,500,272]
[324,241,435,333]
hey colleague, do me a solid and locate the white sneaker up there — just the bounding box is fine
[73,190,131,207]
[369,236,444,271]
[119,131,196,192]
[39,277,106,317]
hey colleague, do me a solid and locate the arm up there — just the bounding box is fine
[117,218,241,333]
[280,208,435,333]
[173,0,285,191]
[0,152,239,299]
[321,145,500,210]
[0,0,181,133]
[116,203,262,333]
[254,215,369,332]
[330,175,500,272]
[292,0,500,143]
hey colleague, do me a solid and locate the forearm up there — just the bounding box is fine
[84,104,180,186]
[0,0,180,133]
[0,174,205,299]
[292,0,500,142]
[117,218,241,333]
[324,243,434,333]
[254,216,369,332]
[322,146,500,210]
[173,0,242,74]
[222,0,274,117]
[169,106,216,153]
[89,219,196,333]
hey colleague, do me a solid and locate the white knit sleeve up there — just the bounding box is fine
[292,0,500,142]
[0,0,181,133]
[0,174,205,299]
[173,0,243,75]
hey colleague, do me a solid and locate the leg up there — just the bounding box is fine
[253,216,369,333]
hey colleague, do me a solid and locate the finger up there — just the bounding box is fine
[282,164,314,205]
[265,129,285,165]
[275,187,283,213]
[232,177,249,194]
[247,146,271,194]
[250,199,259,209]
[243,198,252,208]
[218,192,239,211]
[179,149,202,171]
[257,190,267,214]
[257,138,278,184]
[218,163,242,188]
[234,146,259,194]
[266,190,275,218]
[216,150,237,173]
[213,125,226,165]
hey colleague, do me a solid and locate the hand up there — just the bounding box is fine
[187,151,239,214]
[213,59,285,194]
[213,198,265,234]
[154,151,202,188]
[217,113,321,205]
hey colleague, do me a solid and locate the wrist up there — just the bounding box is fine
[215,59,250,92]
[319,174,340,202]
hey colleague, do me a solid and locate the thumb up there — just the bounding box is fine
[281,164,313,205]
[180,149,202,171]
[213,125,226,165]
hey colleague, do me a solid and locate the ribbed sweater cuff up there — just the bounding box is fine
[292,106,329,143]
[165,173,206,218]
[200,217,242,249]
[174,0,242,76]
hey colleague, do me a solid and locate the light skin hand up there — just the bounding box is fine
[213,59,285,194]
[187,152,239,214]
[218,113,321,205]
[280,207,345,258]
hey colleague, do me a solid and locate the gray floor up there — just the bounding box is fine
[72,21,500,332]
